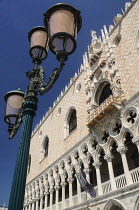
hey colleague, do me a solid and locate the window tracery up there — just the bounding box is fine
[101,131,109,144]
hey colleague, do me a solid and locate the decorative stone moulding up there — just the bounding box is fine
[90,60,106,79]
[87,95,122,127]
[89,51,102,66]
[113,14,122,23]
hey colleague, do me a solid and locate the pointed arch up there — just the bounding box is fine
[106,137,118,155]
[64,106,77,138]
[95,144,103,162]
[104,199,126,210]
[93,79,113,106]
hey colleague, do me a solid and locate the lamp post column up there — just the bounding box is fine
[8,100,37,210]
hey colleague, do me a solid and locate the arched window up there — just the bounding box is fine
[41,136,49,161]
[99,83,112,105]
[27,154,31,174]
[43,137,49,157]
[69,109,77,134]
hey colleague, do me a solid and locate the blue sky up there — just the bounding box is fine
[0,0,128,206]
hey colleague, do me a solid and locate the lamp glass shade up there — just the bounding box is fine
[49,10,74,36]
[52,37,74,53]
[4,91,24,126]
[44,4,82,55]
[28,27,48,60]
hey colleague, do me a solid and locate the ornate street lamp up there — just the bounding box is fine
[4,3,82,210]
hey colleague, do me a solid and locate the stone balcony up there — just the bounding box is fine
[87,95,122,127]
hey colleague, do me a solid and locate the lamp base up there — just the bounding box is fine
[56,50,68,62]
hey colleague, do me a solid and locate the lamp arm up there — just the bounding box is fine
[8,58,65,139]
[39,59,65,95]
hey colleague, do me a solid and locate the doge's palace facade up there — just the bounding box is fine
[24,1,139,209]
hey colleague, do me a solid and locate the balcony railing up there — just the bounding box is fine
[87,95,122,127]
[33,167,139,210]
[130,167,139,183]
[115,174,127,189]
[102,180,112,194]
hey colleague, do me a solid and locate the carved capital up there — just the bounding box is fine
[32,199,36,204]
[93,161,102,169]
[44,191,50,196]
[40,194,44,199]
[61,182,67,188]
[104,154,114,162]
[35,197,40,202]
[49,189,54,194]
[133,136,139,145]
[117,146,127,154]
[84,168,91,174]
[67,177,74,184]
[55,185,61,191]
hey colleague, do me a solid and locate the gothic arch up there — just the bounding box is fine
[95,145,104,162]
[122,128,134,144]
[106,137,118,155]
[104,199,126,210]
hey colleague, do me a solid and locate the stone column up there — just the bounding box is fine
[49,189,54,210]
[93,162,103,196]
[76,173,82,204]
[28,202,31,210]
[55,185,60,210]
[68,178,74,207]
[117,146,133,185]
[104,154,117,191]
[35,199,39,210]
[61,182,66,209]
[44,192,49,209]
[24,205,27,210]
[31,200,35,210]
[40,195,43,210]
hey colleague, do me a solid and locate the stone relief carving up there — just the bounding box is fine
[85,50,124,122]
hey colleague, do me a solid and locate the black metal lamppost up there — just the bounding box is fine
[4,4,82,210]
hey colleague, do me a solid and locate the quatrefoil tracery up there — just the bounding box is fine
[126,111,137,124]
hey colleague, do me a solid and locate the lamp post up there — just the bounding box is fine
[4,3,82,210]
